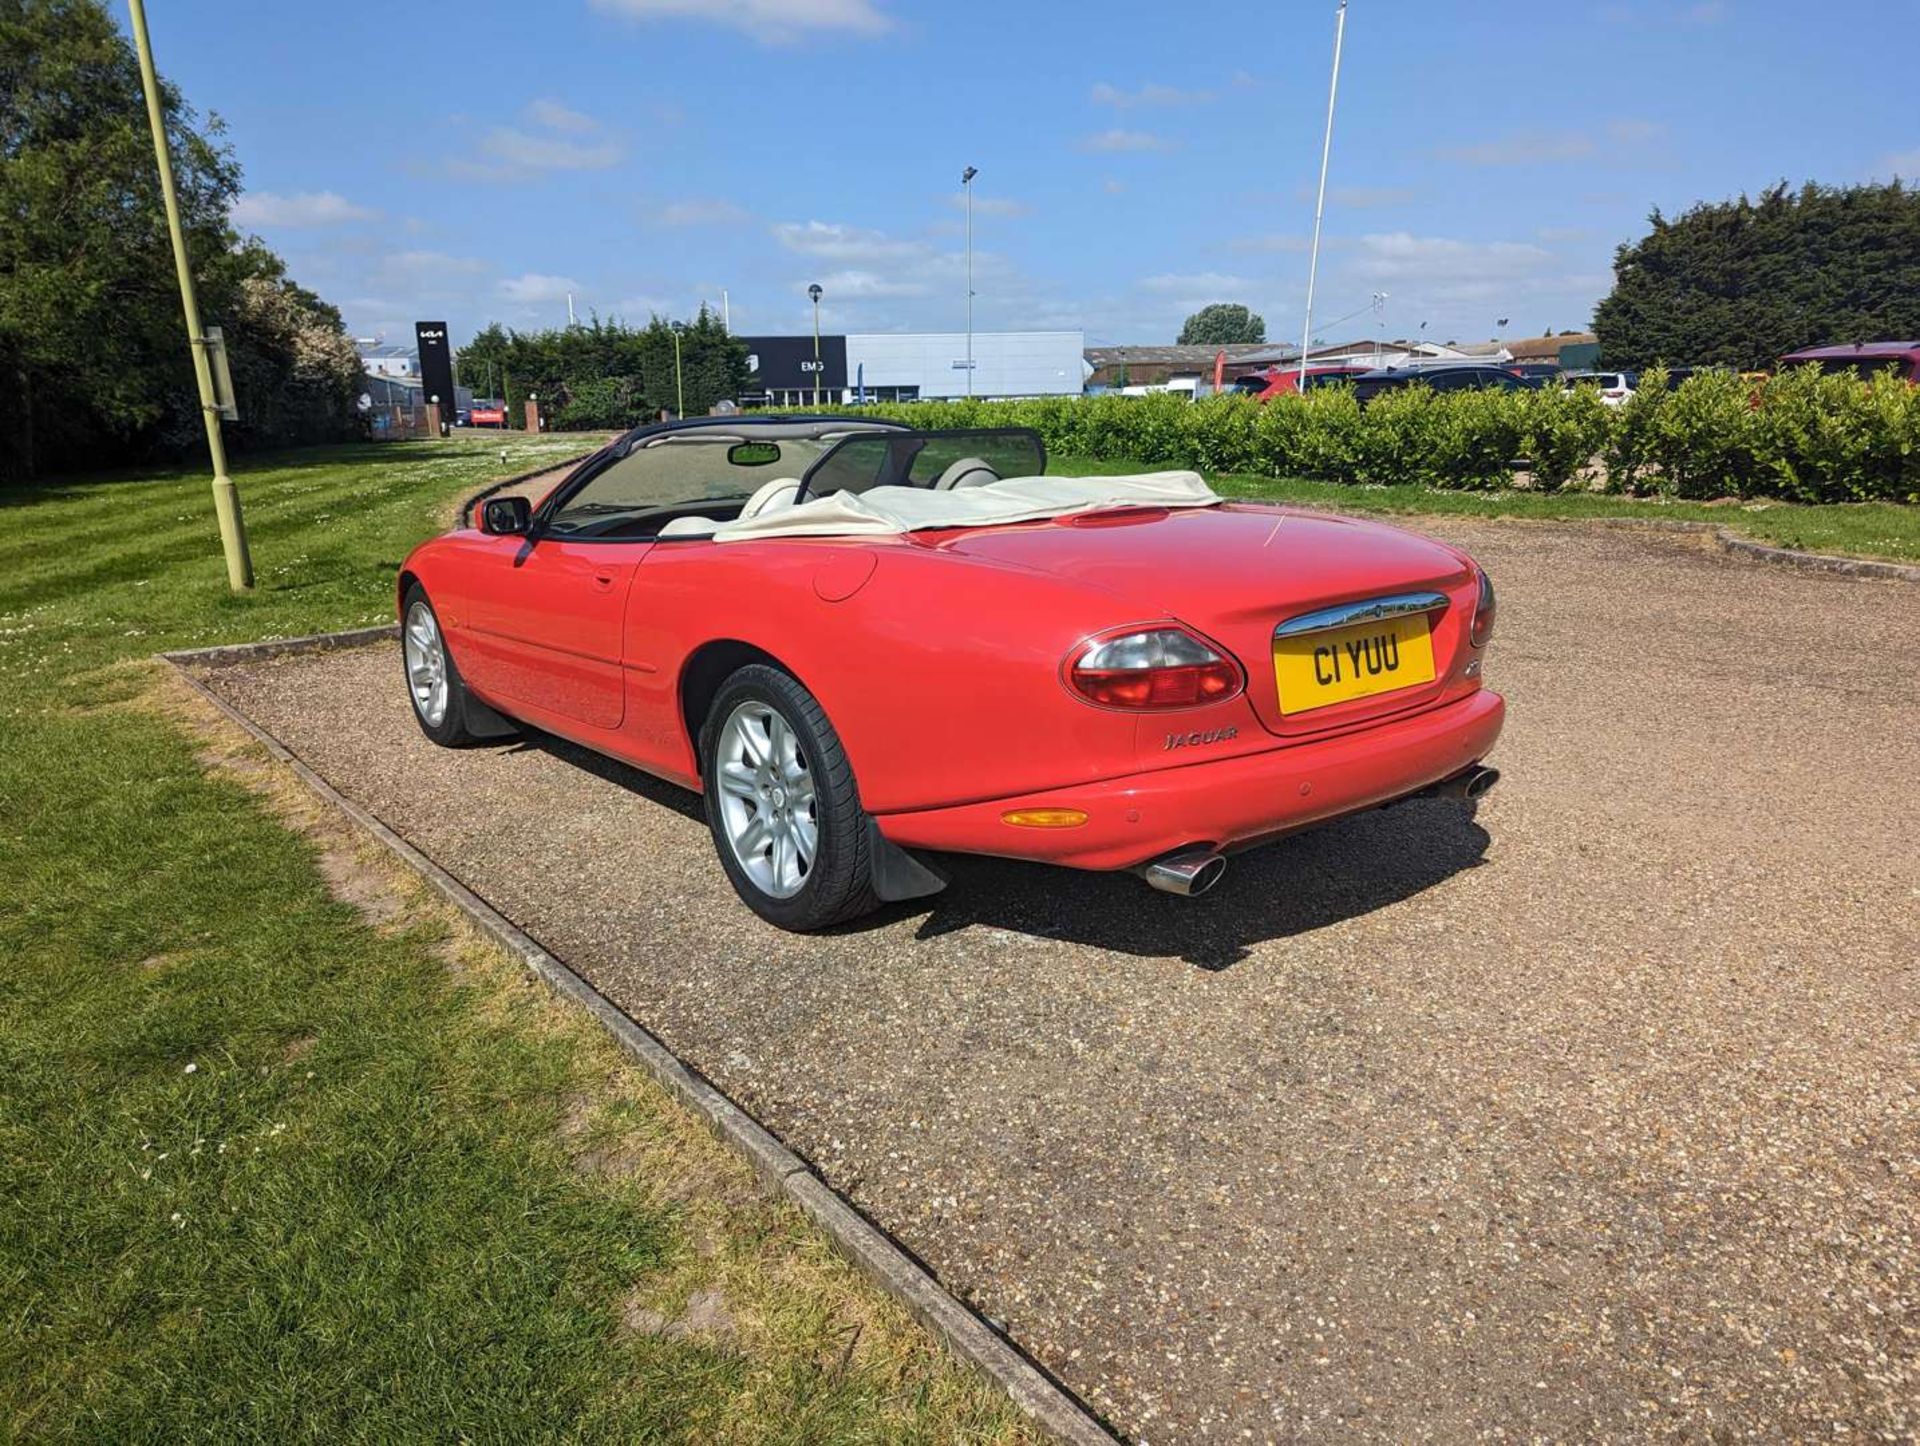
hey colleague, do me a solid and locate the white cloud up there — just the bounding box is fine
[451,101,623,180]
[1437,120,1662,167]
[1090,81,1214,108]
[651,198,752,226]
[800,269,928,299]
[1078,128,1176,154]
[525,98,598,133]
[378,250,489,281]
[232,190,378,227]
[1347,233,1553,284]
[772,220,927,262]
[589,0,890,41]
[1101,178,1127,195]
[499,273,582,304]
[478,126,623,173]
[945,193,1029,218]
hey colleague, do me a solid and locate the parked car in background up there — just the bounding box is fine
[1351,364,1527,404]
[1776,341,1920,383]
[1563,370,1638,406]
[1508,363,1563,383]
[1232,365,1371,401]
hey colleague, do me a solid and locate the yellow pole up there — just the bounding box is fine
[128,0,253,592]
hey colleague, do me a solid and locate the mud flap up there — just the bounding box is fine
[864,819,948,902]
[460,692,522,741]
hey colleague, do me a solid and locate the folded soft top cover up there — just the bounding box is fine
[710,470,1220,542]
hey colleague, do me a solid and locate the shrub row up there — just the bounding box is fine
[843,367,1920,503]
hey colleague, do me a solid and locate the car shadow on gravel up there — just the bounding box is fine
[905,801,1491,970]
[507,728,1489,972]
[504,731,708,824]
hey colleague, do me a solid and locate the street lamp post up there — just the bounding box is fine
[127,0,252,592]
[962,165,978,397]
[670,320,686,417]
[807,283,823,407]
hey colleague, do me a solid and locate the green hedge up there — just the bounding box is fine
[839,368,1920,503]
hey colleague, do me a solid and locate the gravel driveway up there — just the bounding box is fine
[198,518,1918,1442]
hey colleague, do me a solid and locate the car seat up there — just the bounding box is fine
[657,476,803,538]
[933,457,999,490]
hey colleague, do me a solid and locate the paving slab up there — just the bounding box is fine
[195,518,1920,1442]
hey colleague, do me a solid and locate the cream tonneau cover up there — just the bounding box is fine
[708,470,1220,542]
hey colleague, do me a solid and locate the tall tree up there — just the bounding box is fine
[0,0,356,480]
[1594,180,1920,370]
[1177,303,1266,346]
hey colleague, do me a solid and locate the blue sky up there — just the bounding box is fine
[142,0,1919,350]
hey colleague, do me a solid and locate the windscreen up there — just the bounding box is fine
[1814,356,1908,380]
[799,428,1047,501]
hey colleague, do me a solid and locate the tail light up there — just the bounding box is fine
[1470,567,1497,647]
[1066,627,1243,710]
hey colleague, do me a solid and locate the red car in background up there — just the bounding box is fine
[398,416,1503,930]
[1776,341,1920,383]
[1231,364,1371,400]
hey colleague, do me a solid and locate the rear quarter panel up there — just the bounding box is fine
[625,538,1252,813]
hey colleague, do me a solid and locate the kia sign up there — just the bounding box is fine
[415,322,456,433]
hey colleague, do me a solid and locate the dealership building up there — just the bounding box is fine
[740,330,1085,406]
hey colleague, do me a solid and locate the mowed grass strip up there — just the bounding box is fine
[1052,456,1920,563]
[0,438,1036,1443]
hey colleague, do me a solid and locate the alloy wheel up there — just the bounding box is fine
[714,700,818,899]
[403,600,449,727]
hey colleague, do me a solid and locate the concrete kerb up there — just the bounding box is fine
[159,639,1119,1446]
[1575,515,1920,581]
[1271,500,1920,583]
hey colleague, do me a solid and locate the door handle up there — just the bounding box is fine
[591,573,615,592]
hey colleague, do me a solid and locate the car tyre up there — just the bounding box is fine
[701,664,881,931]
[401,582,505,747]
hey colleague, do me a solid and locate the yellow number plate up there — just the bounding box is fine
[1273,614,1436,715]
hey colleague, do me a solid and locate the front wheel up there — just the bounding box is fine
[702,665,881,931]
[401,583,511,747]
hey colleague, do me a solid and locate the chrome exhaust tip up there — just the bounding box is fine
[1141,848,1228,897]
[1426,763,1501,802]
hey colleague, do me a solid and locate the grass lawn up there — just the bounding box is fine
[1053,456,1920,564]
[0,437,1035,1443]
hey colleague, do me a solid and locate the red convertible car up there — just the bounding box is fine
[398,415,1503,930]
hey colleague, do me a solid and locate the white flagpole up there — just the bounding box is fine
[1299,0,1348,385]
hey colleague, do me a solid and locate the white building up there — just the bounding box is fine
[844,331,1084,401]
[356,341,419,379]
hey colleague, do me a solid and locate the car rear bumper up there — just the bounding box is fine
[874,688,1505,871]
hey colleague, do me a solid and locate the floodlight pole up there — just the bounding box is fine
[128,0,252,592]
[808,283,823,406]
[670,320,686,417]
[1299,0,1348,388]
[962,165,978,397]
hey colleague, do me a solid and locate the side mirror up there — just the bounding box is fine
[479,495,532,535]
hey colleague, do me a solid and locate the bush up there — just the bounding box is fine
[839,374,1920,505]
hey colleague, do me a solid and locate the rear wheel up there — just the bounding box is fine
[702,665,880,931]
